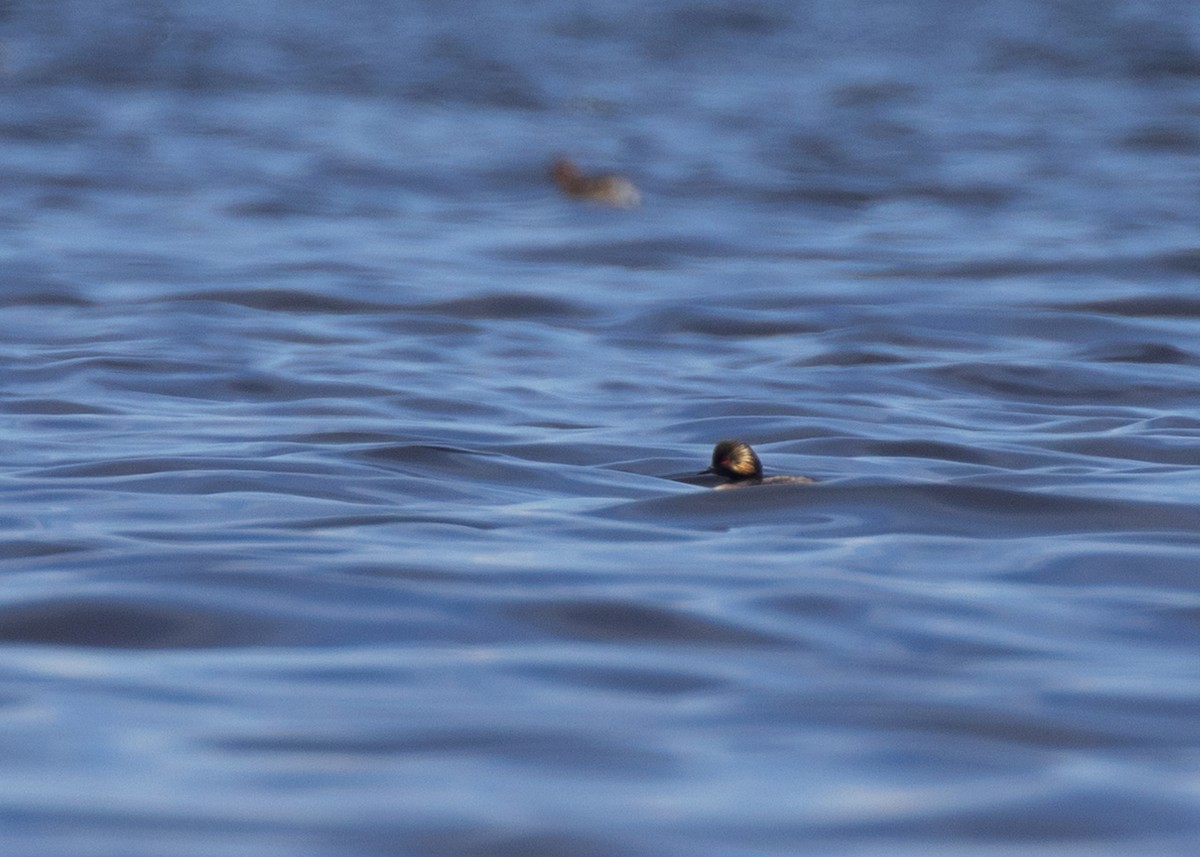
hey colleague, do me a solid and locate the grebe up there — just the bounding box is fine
[550,157,640,208]
[702,439,814,489]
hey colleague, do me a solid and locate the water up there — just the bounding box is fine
[3,1,1200,854]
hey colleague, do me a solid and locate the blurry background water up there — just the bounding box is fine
[3,1,1200,855]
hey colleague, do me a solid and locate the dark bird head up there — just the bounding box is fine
[702,439,763,482]
[550,157,580,186]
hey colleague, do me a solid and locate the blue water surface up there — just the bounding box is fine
[3,2,1200,855]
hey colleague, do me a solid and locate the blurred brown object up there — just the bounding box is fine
[550,158,640,208]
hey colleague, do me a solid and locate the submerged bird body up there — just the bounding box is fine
[550,158,641,208]
[702,439,814,489]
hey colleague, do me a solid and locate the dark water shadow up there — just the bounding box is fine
[0,598,285,649]
[603,481,1200,538]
